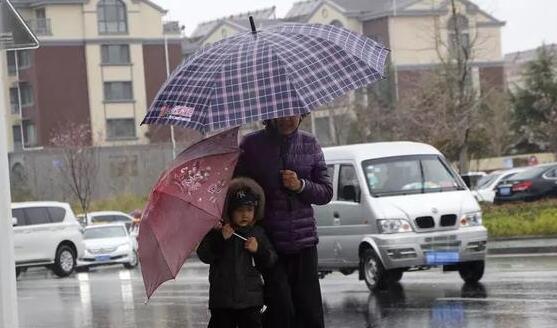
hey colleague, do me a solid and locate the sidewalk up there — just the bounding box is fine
[488,237,557,255]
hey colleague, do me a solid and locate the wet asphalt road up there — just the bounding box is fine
[16,255,557,328]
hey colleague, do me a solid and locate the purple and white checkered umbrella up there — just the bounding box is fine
[141,20,390,133]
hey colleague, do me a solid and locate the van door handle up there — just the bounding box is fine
[333,212,340,218]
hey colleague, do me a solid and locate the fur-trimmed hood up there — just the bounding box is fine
[223,177,265,224]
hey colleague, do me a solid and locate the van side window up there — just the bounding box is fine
[23,207,51,225]
[338,165,359,202]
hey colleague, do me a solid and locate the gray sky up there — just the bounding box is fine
[155,0,557,54]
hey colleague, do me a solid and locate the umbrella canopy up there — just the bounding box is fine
[138,128,241,299]
[141,22,390,133]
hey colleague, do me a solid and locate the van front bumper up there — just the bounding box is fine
[371,226,488,270]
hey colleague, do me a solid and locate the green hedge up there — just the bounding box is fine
[482,199,557,238]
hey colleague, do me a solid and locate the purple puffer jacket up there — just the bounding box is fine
[235,127,333,254]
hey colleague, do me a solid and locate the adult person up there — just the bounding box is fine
[235,115,333,328]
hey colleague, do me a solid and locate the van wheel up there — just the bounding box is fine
[15,268,22,278]
[361,248,402,291]
[52,245,76,277]
[458,260,485,283]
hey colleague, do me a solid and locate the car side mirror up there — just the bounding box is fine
[12,217,18,226]
[342,185,360,203]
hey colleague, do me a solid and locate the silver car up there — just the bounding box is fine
[315,142,487,291]
[77,223,138,270]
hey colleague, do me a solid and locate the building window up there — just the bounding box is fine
[6,51,31,75]
[106,118,136,139]
[12,125,23,150]
[104,81,133,102]
[329,20,344,28]
[101,44,130,64]
[22,121,37,147]
[19,83,34,107]
[97,0,128,34]
[448,14,470,58]
[9,88,20,114]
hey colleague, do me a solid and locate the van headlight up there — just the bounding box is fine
[377,219,413,234]
[460,212,483,227]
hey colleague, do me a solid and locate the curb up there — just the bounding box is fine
[487,246,557,255]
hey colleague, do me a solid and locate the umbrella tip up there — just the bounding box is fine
[249,16,257,34]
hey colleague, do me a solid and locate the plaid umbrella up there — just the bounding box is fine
[141,21,390,133]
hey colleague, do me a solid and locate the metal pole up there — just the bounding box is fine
[0,50,20,328]
[14,50,25,150]
[164,34,176,159]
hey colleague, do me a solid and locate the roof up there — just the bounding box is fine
[322,142,441,163]
[286,0,503,24]
[11,201,70,208]
[12,0,166,13]
[505,44,557,65]
[87,211,132,218]
[83,222,129,229]
[190,6,276,39]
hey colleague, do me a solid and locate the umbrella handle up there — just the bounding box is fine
[233,232,247,241]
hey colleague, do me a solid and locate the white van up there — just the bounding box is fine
[315,142,487,290]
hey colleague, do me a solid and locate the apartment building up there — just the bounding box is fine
[3,0,182,151]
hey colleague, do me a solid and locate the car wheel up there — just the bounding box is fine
[458,260,485,283]
[124,251,138,269]
[52,245,76,277]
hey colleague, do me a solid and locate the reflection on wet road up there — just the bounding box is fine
[17,255,557,327]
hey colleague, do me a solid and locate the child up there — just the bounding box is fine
[197,177,277,328]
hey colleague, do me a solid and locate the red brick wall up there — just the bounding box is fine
[23,45,91,146]
[142,42,196,143]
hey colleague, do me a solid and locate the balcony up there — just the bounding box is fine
[26,18,52,36]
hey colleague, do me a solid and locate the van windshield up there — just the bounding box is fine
[362,155,465,197]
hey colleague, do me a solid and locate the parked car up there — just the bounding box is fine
[460,171,486,189]
[473,168,527,203]
[494,163,557,204]
[83,211,134,233]
[11,201,85,278]
[77,223,138,270]
[315,142,487,291]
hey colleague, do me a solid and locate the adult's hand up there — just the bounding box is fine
[281,170,302,192]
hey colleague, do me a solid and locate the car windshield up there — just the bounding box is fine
[475,173,501,190]
[362,155,465,197]
[84,226,127,239]
[509,166,550,180]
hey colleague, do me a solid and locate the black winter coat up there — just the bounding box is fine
[197,225,276,309]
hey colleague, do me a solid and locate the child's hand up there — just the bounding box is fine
[222,224,234,240]
[244,237,258,253]
[213,220,223,230]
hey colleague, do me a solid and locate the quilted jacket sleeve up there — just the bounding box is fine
[298,140,333,206]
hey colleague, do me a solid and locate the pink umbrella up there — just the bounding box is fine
[138,128,240,299]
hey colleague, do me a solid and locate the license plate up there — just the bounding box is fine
[426,252,459,265]
[499,187,511,196]
[95,255,111,262]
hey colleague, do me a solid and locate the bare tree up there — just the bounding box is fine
[50,123,98,215]
[393,0,502,171]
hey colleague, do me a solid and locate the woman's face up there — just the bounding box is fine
[273,116,302,136]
